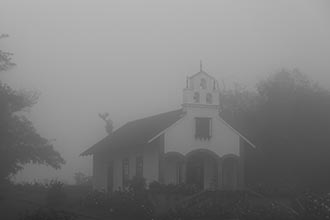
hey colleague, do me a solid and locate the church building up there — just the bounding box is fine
[81,66,255,192]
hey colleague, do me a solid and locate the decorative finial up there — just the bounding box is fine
[200,60,203,72]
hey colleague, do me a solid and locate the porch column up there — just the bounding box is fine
[217,159,222,189]
[158,153,165,183]
[181,162,186,183]
[238,157,244,189]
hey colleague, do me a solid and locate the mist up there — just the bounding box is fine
[1,0,329,184]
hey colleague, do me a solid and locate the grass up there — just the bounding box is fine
[2,182,326,220]
[0,183,97,220]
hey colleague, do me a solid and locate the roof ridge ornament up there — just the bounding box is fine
[200,60,203,72]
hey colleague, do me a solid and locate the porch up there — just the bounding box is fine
[160,149,243,190]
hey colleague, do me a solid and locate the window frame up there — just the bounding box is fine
[122,158,129,187]
[176,162,183,184]
[200,78,207,89]
[193,92,200,103]
[206,93,213,104]
[136,155,143,178]
[195,117,212,140]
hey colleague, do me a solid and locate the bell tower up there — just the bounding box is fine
[182,64,220,111]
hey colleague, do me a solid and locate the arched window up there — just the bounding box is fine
[193,92,200,103]
[206,93,212,104]
[200,78,207,89]
[122,158,129,187]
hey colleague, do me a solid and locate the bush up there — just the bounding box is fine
[14,181,47,193]
[297,192,330,219]
[81,188,154,219]
[149,181,199,195]
[108,190,153,219]
[20,208,76,220]
[128,176,146,194]
[73,172,92,187]
[81,190,109,208]
[159,191,298,220]
[45,180,67,207]
[251,183,300,198]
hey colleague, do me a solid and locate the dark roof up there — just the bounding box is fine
[81,109,184,156]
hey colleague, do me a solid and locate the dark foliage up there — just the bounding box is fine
[82,190,154,219]
[14,181,47,193]
[81,178,154,219]
[20,208,77,220]
[296,192,330,219]
[73,172,92,186]
[0,40,65,181]
[149,181,200,195]
[128,175,147,193]
[159,190,297,220]
[221,69,330,191]
[45,180,67,207]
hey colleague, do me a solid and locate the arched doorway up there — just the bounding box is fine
[186,149,219,190]
[222,156,239,190]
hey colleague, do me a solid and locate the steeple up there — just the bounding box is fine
[182,66,220,109]
[200,60,203,72]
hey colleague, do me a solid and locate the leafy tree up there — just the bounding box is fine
[220,83,264,186]
[221,69,330,191]
[255,69,330,190]
[0,35,65,182]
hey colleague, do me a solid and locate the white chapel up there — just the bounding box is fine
[82,66,255,192]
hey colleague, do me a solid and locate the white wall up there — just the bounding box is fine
[112,150,139,190]
[93,107,241,191]
[93,138,161,191]
[183,72,220,106]
[143,141,160,185]
[165,106,240,157]
[93,153,108,191]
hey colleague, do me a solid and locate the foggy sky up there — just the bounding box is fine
[1,0,329,183]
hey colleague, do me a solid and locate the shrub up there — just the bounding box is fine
[20,208,76,220]
[73,172,92,187]
[45,180,67,207]
[298,192,330,219]
[81,188,154,219]
[81,190,109,208]
[128,176,146,194]
[149,181,199,195]
[108,190,153,219]
[159,191,298,220]
[15,181,47,193]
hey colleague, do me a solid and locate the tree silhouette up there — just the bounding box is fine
[221,69,330,191]
[0,35,64,182]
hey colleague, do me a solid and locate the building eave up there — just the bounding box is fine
[216,115,257,149]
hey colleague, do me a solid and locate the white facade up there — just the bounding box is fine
[93,140,161,191]
[90,70,251,192]
[164,109,240,157]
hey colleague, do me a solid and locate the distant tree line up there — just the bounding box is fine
[220,69,330,191]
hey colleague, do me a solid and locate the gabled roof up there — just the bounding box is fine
[81,109,184,156]
[189,71,217,81]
